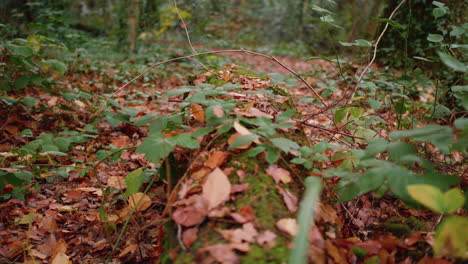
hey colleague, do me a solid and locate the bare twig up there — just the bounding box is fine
[172,0,210,72]
[111,49,328,107]
[344,0,407,105]
[295,119,366,140]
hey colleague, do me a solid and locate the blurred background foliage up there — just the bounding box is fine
[1,0,464,62]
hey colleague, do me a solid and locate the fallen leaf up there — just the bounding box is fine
[276,218,298,237]
[325,240,347,264]
[202,167,231,210]
[213,106,224,118]
[228,133,253,149]
[219,223,258,244]
[182,227,199,248]
[233,121,260,143]
[277,186,298,212]
[201,244,239,264]
[256,230,277,249]
[51,252,71,264]
[231,183,249,194]
[172,195,208,227]
[118,243,138,257]
[191,104,205,122]
[110,135,130,148]
[75,187,103,196]
[204,151,229,169]
[107,176,127,189]
[128,192,152,211]
[235,107,273,119]
[266,165,292,184]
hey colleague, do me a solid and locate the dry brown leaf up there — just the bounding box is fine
[37,234,57,257]
[191,167,211,180]
[75,187,103,196]
[51,252,71,264]
[315,203,338,224]
[118,243,138,257]
[228,133,252,149]
[277,186,298,212]
[219,223,258,244]
[235,107,273,119]
[191,104,205,122]
[276,218,298,237]
[182,227,199,248]
[107,176,127,189]
[204,151,229,169]
[256,230,277,249]
[110,135,130,148]
[266,165,292,184]
[202,167,231,210]
[222,70,231,81]
[233,121,260,143]
[201,244,239,264]
[172,195,208,227]
[212,106,224,118]
[325,240,347,264]
[128,192,152,212]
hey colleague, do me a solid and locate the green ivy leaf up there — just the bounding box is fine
[427,34,444,43]
[125,169,144,197]
[170,133,199,149]
[437,51,467,72]
[270,137,300,153]
[229,134,259,149]
[136,133,175,163]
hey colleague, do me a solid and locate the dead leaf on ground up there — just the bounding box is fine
[256,230,277,249]
[172,195,208,227]
[107,176,126,189]
[204,151,229,169]
[228,133,253,149]
[200,244,239,264]
[277,186,298,212]
[218,223,258,244]
[191,104,205,122]
[202,167,231,210]
[233,121,260,143]
[212,106,224,118]
[235,107,274,119]
[128,192,152,212]
[110,135,130,148]
[276,218,298,237]
[266,165,292,184]
[182,227,199,248]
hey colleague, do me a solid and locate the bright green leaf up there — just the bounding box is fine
[125,169,144,197]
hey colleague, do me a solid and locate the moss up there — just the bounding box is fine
[383,216,427,237]
[241,243,289,263]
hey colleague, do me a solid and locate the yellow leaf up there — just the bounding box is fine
[442,188,465,214]
[407,184,444,213]
[434,216,468,259]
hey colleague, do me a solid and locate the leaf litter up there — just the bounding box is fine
[0,54,464,264]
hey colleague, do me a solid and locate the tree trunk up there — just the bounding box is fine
[127,0,140,52]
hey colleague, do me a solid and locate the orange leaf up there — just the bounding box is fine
[204,151,229,169]
[191,104,205,122]
[128,192,151,212]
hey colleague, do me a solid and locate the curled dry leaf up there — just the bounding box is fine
[230,183,249,194]
[172,195,208,227]
[110,135,130,148]
[276,218,298,237]
[256,230,277,249]
[182,227,199,248]
[202,167,231,210]
[191,104,205,122]
[128,192,152,212]
[266,165,292,184]
[277,186,298,212]
[204,151,229,169]
[191,167,211,181]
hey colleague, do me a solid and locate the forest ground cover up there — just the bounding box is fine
[1,1,467,263]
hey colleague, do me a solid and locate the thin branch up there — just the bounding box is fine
[344,0,407,105]
[111,49,328,107]
[296,119,366,140]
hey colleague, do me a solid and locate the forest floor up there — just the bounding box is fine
[0,49,463,264]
